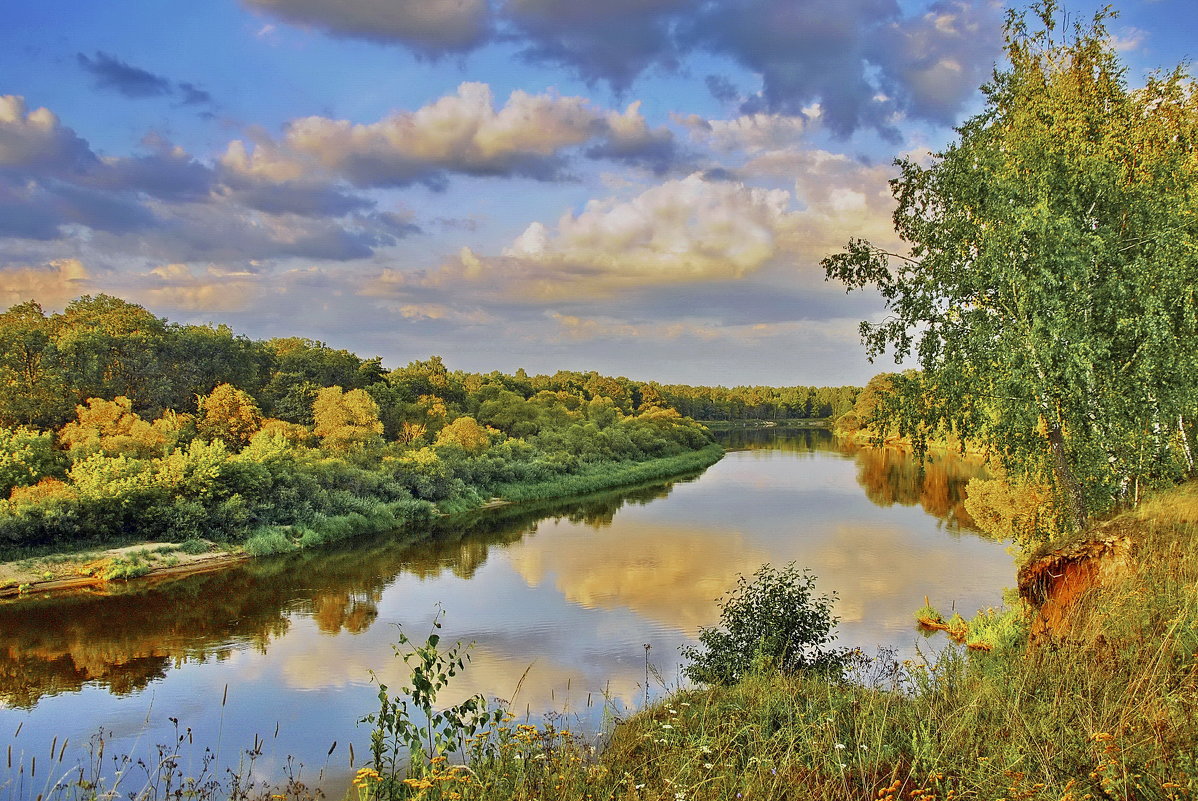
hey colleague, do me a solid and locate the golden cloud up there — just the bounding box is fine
[0,258,91,308]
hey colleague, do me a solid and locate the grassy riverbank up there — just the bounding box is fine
[6,471,1195,801]
[420,480,1197,801]
[0,444,725,594]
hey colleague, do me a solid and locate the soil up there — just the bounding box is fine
[0,541,248,600]
[1018,534,1133,639]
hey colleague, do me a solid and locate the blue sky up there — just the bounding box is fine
[1,0,1193,386]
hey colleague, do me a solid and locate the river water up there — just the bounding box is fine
[0,429,1010,795]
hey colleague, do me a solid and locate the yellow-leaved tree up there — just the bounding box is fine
[434,416,492,454]
[313,386,383,452]
[197,383,263,448]
[58,396,167,458]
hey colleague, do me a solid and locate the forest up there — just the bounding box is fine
[0,295,860,555]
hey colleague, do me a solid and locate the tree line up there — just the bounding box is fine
[0,294,730,552]
[657,383,859,422]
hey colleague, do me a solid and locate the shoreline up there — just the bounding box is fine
[0,444,725,601]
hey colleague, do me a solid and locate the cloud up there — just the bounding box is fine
[134,263,264,312]
[742,148,901,254]
[548,312,862,346]
[77,51,173,98]
[501,172,798,285]
[0,95,420,262]
[867,0,1003,126]
[0,180,68,240]
[0,258,91,308]
[177,82,215,106]
[684,0,1002,134]
[675,110,814,153]
[219,141,376,216]
[242,0,490,54]
[0,95,96,174]
[374,160,894,309]
[223,83,679,189]
[584,100,679,174]
[108,201,405,263]
[503,0,689,91]
[89,144,216,203]
[76,51,218,110]
[705,74,741,103]
[237,1,1001,135]
[682,0,903,136]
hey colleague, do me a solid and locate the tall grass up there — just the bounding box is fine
[15,472,1195,801]
[490,444,724,504]
[357,482,1198,801]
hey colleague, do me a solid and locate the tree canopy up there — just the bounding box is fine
[823,1,1198,529]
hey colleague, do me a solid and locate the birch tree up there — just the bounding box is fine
[823,1,1198,529]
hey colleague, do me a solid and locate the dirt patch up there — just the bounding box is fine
[0,541,247,600]
[1018,535,1133,639]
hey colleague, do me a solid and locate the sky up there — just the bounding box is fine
[1,0,1193,387]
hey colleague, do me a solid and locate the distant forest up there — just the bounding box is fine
[0,295,859,432]
[0,295,856,552]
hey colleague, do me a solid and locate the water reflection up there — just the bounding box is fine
[0,429,1010,796]
[0,477,696,709]
[719,427,984,531]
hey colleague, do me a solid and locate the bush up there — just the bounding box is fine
[243,527,295,556]
[682,563,850,686]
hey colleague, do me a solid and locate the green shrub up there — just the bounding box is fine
[243,527,295,556]
[682,563,850,685]
[102,556,150,581]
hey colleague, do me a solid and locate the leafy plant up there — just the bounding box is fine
[102,555,150,581]
[822,0,1198,531]
[682,563,850,686]
[361,608,501,796]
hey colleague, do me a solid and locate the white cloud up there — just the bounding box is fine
[134,263,264,312]
[221,83,677,188]
[0,95,95,173]
[502,172,797,283]
[675,111,813,153]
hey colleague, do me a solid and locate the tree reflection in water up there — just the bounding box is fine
[0,431,985,710]
[0,474,698,708]
[718,427,984,532]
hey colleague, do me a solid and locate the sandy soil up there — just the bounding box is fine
[0,541,248,599]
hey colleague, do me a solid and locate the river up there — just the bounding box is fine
[0,429,1010,796]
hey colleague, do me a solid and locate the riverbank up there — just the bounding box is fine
[0,444,725,599]
[28,474,1184,800]
[432,479,1198,800]
[700,418,832,430]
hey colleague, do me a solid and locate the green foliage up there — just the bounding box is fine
[101,555,151,581]
[313,385,384,453]
[361,609,501,795]
[823,3,1198,531]
[243,527,296,556]
[0,293,734,553]
[409,491,1198,801]
[913,601,943,625]
[0,300,72,428]
[658,382,861,422]
[434,416,492,454]
[683,563,850,686]
[58,396,167,459]
[0,426,61,498]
